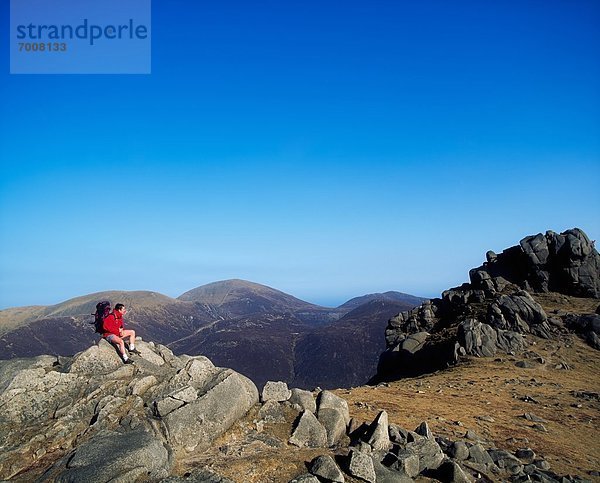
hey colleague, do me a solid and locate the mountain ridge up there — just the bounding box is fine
[0,280,425,388]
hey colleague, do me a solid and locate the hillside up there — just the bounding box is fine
[292,298,419,389]
[0,281,425,389]
[338,291,426,311]
[0,290,218,359]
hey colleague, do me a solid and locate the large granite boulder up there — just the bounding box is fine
[487,291,550,338]
[52,429,171,482]
[457,319,526,358]
[162,369,258,453]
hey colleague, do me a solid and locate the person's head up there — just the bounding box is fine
[114,303,126,314]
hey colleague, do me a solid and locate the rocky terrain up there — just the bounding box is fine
[0,227,598,482]
[377,228,600,381]
[0,281,423,389]
[1,332,597,482]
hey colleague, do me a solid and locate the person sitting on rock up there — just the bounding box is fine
[102,303,140,364]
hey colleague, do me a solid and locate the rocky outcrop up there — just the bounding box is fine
[378,228,600,379]
[0,352,587,482]
[0,338,257,481]
[475,228,600,298]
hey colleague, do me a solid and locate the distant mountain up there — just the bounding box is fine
[292,297,421,389]
[0,290,218,359]
[179,279,319,314]
[0,280,425,388]
[170,280,346,386]
[178,279,345,324]
[337,291,426,311]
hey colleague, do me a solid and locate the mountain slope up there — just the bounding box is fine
[292,297,420,389]
[0,290,218,359]
[180,279,319,313]
[337,291,426,311]
[0,282,425,388]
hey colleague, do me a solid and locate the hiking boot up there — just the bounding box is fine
[129,348,142,355]
[124,359,135,365]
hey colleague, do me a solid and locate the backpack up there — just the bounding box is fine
[92,301,111,333]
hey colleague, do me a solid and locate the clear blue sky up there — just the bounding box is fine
[1,1,599,309]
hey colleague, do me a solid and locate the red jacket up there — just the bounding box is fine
[102,312,123,338]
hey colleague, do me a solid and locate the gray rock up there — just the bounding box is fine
[400,331,430,354]
[523,413,546,423]
[68,340,124,375]
[310,455,345,482]
[488,291,549,337]
[405,437,444,472]
[0,365,80,425]
[468,443,494,465]
[488,449,523,474]
[457,319,498,357]
[55,429,170,482]
[185,357,218,389]
[534,459,551,470]
[388,450,420,478]
[129,375,158,396]
[449,441,470,460]
[587,330,600,350]
[458,319,527,358]
[289,388,317,413]
[163,369,258,453]
[388,424,408,444]
[262,381,291,402]
[155,396,185,417]
[415,421,434,440]
[464,429,486,442]
[170,385,198,403]
[478,228,599,298]
[366,410,391,451]
[317,390,350,425]
[317,408,348,447]
[348,450,376,483]
[289,411,328,448]
[258,400,287,423]
[135,341,167,366]
[154,386,198,417]
[436,460,473,483]
[515,447,536,462]
[371,456,414,482]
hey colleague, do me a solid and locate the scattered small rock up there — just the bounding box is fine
[522,413,547,423]
[515,448,536,462]
[261,381,291,403]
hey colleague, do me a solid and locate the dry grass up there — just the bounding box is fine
[533,292,599,315]
[335,335,599,478]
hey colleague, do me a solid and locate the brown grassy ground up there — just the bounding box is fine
[336,334,599,478]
